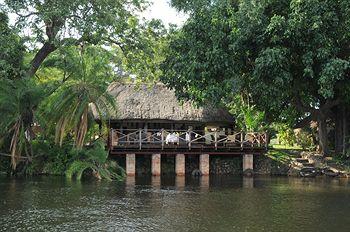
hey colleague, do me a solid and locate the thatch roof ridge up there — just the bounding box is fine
[103,82,234,123]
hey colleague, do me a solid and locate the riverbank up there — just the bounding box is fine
[267,150,350,178]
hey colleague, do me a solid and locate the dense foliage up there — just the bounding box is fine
[41,46,116,149]
[162,0,350,155]
[0,0,166,178]
[66,139,125,181]
[0,13,25,79]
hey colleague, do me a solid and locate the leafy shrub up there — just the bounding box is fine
[277,127,296,146]
[29,138,73,175]
[66,139,125,181]
[295,130,315,151]
[228,95,266,132]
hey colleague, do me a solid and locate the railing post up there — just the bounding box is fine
[214,131,218,150]
[109,129,113,149]
[139,129,142,150]
[241,131,244,150]
[189,130,192,150]
[161,129,164,150]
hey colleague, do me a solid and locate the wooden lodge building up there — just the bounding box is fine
[97,83,268,176]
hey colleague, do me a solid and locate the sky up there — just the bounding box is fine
[143,0,188,26]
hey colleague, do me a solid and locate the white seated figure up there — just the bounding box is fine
[166,132,179,144]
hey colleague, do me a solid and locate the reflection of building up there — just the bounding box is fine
[95,83,267,176]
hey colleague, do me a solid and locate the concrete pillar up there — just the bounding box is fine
[175,154,185,176]
[199,154,210,176]
[152,154,161,176]
[126,153,136,176]
[243,154,254,171]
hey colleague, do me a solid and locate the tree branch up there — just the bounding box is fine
[294,115,316,129]
[28,42,56,77]
[105,37,126,54]
[27,18,63,77]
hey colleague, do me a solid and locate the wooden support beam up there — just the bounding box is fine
[161,129,164,150]
[139,129,142,150]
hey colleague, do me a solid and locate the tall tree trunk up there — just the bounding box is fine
[343,106,348,155]
[333,105,349,155]
[317,113,329,156]
[28,42,56,77]
[334,106,343,154]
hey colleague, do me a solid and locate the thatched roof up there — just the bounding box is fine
[98,83,234,124]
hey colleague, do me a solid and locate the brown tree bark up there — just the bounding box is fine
[27,18,63,77]
[334,106,344,154]
[342,106,348,155]
[317,112,329,156]
[28,42,56,77]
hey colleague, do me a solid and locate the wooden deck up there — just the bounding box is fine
[109,129,268,155]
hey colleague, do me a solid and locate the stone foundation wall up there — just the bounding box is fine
[114,154,290,175]
[210,156,242,175]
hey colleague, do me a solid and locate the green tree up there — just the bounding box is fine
[0,12,25,79]
[2,0,149,77]
[0,15,41,169]
[228,95,265,132]
[42,46,116,149]
[0,79,44,169]
[162,0,350,155]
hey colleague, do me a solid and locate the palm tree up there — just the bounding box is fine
[43,46,116,149]
[0,79,43,169]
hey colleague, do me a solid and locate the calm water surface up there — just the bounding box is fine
[0,175,350,232]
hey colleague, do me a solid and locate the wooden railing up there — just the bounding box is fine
[109,129,268,150]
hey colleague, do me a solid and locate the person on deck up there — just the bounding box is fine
[166,132,179,144]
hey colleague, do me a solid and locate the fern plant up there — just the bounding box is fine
[65,139,125,181]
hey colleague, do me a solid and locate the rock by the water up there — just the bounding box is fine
[299,167,317,177]
[323,168,339,177]
[192,169,202,177]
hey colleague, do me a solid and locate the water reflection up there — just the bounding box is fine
[200,176,210,191]
[151,176,161,189]
[125,176,135,191]
[1,176,350,232]
[175,176,185,190]
[242,177,254,188]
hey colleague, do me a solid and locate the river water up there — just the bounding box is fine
[0,175,349,232]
